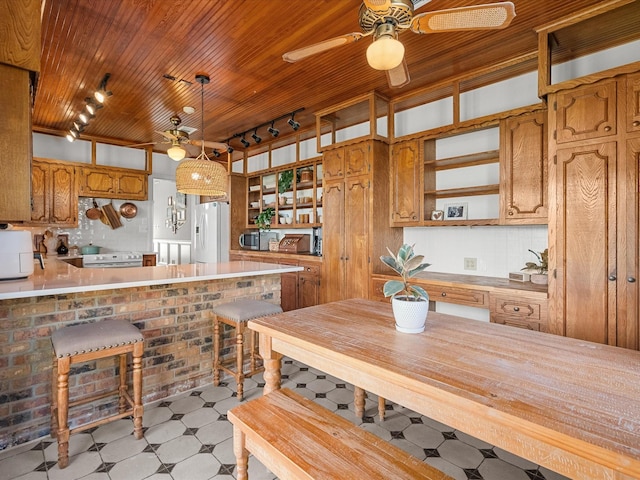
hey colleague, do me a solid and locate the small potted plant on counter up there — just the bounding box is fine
[380,244,431,333]
[255,207,275,231]
[522,248,548,285]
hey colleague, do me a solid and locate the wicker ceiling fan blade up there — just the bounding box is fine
[283,32,368,63]
[156,130,178,141]
[410,2,516,34]
[362,0,392,13]
[189,139,229,152]
[386,58,410,88]
[124,141,158,148]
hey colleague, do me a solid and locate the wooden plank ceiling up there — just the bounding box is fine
[35,0,631,154]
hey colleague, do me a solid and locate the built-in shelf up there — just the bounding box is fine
[425,184,500,198]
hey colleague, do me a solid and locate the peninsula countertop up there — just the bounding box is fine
[0,260,303,300]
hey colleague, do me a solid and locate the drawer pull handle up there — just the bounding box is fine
[513,306,520,312]
[604,126,612,132]
[633,120,640,127]
[441,292,447,297]
[609,275,617,281]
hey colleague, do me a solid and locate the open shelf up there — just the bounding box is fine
[425,150,499,170]
[425,184,500,198]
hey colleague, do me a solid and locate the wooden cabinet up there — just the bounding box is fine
[78,166,148,200]
[298,263,320,309]
[549,75,639,350]
[500,111,548,224]
[554,79,617,144]
[389,140,428,226]
[142,254,157,267]
[490,293,548,332]
[322,140,402,303]
[0,64,33,223]
[30,159,77,226]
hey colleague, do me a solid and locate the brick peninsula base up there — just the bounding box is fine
[0,274,282,450]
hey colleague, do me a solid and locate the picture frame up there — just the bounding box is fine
[444,203,468,220]
[430,210,444,221]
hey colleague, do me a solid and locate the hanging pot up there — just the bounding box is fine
[86,200,102,220]
[119,202,138,219]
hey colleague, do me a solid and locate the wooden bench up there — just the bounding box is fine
[228,388,451,480]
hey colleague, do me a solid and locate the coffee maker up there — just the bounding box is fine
[312,227,322,256]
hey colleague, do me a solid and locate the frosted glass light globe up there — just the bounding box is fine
[167,145,186,161]
[366,36,405,70]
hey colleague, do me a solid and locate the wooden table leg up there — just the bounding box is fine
[233,427,248,480]
[354,386,365,418]
[259,333,282,394]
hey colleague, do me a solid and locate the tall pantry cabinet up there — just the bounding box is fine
[321,140,402,303]
[548,73,640,350]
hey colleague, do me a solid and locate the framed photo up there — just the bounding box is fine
[444,203,468,220]
[430,210,444,221]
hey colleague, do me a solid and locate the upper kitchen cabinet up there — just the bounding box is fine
[316,92,390,152]
[78,166,148,200]
[499,110,548,224]
[628,72,640,133]
[0,0,41,72]
[30,159,77,227]
[389,139,428,226]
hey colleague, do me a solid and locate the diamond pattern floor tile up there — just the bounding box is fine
[0,358,572,480]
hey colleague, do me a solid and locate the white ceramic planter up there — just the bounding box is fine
[391,296,429,333]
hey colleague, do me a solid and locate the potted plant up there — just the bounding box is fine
[522,248,548,285]
[380,244,431,333]
[255,207,275,231]
[278,170,293,205]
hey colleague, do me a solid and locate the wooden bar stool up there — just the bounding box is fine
[212,300,282,400]
[50,320,144,469]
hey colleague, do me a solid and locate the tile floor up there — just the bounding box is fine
[0,359,571,480]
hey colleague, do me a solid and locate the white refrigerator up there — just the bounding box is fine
[192,201,230,263]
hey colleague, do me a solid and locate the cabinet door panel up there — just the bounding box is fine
[280,272,298,312]
[323,149,344,181]
[627,72,640,133]
[117,172,147,200]
[390,140,422,225]
[30,162,48,222]
[80,169,116,197]
[500,111,547,223]
[555,80,617,143]
[344,177,369,300]
[555,142,617,345]
[298,273,319,308]
[50,164,76,224]
[321,181,345,303]
[345,143,370,177]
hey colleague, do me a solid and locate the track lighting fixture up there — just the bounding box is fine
[66,132,75,142]
[240,135,251,148]
[251,129,262,144]
[288,113,300,131]
[212,149,221,158]
[268,122,279,138]
[227,144,234,154]
[85,98,103,115]
[94,73,112,103]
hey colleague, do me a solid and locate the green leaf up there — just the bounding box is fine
[383,280,405,297]
[404,255,424,272]
[408,263,430,277]
[380,255,402,275]
[397,244,414,263]
[409,285,429,300]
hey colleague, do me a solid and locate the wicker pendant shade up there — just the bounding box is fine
[176,158,227,196]
[175,73,228,197]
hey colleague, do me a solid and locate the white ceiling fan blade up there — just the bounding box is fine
[363,0,392,14]
[386,58,410,88]
[410,2,516,34]
[283,32,367,63]
[189,139,229,152]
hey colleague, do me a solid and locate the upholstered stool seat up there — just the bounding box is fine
[212,299,282,400]
[51,320,144,469]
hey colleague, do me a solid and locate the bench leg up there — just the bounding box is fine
[233,426,249,480]
[354,386,365,418]
[378,396,386,420]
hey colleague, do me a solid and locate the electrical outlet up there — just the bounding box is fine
[464,257,477,271]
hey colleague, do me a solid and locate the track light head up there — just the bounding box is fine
[268,122,279,138]
[78,112,94,125]
[240,135,251,148]
[94,73,112,103]
[85,98,103,115]
[251,129,262,144]
[66,132,75,142]
[288,114,300,131]
[227,145,234,154]
[212,149,221,158]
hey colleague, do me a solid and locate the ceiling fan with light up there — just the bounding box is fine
[283,0,516,88]
[129,114,229,161]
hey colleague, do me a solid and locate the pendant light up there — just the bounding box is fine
[175,74,228,197]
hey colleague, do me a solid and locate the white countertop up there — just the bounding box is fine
[0,259,302,300]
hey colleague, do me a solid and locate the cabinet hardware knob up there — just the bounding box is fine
[628,277,636,283]
[513,306,520,312]
[633,121,640,127]
[608,275,617,281]
[345,257,349,261]
[508,211,514,216]
[441,292,446,297]
[603,126,612,132]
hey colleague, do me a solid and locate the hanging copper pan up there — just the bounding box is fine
[86,200,102,220]
[119,202,138,219]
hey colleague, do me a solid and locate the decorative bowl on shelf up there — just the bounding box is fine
[249,185,260,192]
[285,217,293,224]
[250,202,260,208]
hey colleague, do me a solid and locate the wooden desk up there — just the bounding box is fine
[249,298,640,480]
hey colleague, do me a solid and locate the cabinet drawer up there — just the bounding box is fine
[491,295,541,321]
[423,285,488,308]
[492,316,541,331]
[298,263,320,276]
[370,278,388,302]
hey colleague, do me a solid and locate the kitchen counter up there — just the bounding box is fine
[0,259,302,300]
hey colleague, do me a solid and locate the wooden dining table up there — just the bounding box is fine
[248,298,640,480]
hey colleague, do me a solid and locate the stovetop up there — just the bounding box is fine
[82,251,143,267]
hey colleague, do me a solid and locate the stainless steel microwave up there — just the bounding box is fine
[238,231,278,251]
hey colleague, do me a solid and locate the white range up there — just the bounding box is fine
[82,252,143,268]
